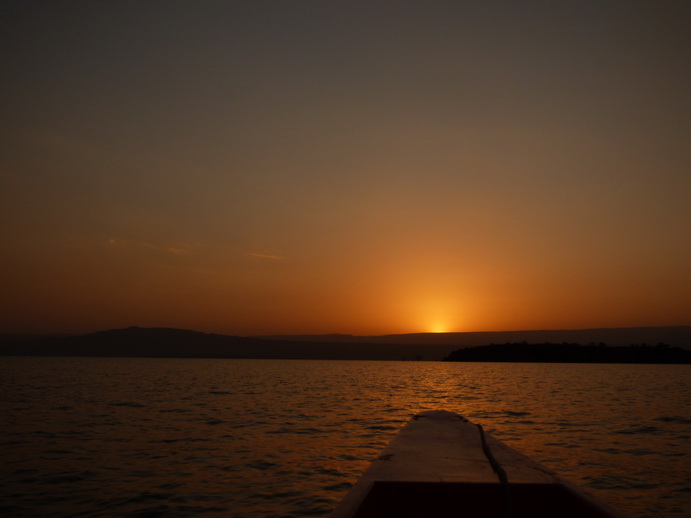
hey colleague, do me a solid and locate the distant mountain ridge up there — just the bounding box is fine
[1,326,689,360]
[0,327,442,361]
[258,326,691,349]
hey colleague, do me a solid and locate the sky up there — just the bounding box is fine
[1,1,690,336]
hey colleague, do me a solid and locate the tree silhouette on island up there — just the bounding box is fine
[443,342,691,364]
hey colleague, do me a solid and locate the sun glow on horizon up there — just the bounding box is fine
[404,293,465,335]
[427,321,450,333]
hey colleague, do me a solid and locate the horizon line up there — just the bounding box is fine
[2,323,690,339]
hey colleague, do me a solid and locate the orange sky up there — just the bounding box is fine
[2,2,690,336]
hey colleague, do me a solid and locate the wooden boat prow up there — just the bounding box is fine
[331,410,626,518]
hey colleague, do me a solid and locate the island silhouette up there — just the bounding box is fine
[443,342,691,364]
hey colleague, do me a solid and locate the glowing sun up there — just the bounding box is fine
[428,322,449,333]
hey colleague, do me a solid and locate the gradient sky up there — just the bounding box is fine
[2,1,690,336]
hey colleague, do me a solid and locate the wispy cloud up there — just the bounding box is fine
[246,252,284,260]
[141,242,192,255]
[163,246,190,255]
[108,238,192,255]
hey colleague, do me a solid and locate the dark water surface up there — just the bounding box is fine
[1,358,689,517]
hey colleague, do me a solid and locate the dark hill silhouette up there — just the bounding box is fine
[1,326,689,361]
[444,342,691,364]
[0,327,444,361]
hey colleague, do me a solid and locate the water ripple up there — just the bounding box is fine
[1,358,688,518]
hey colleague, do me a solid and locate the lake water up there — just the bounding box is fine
[1,357,689,517]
